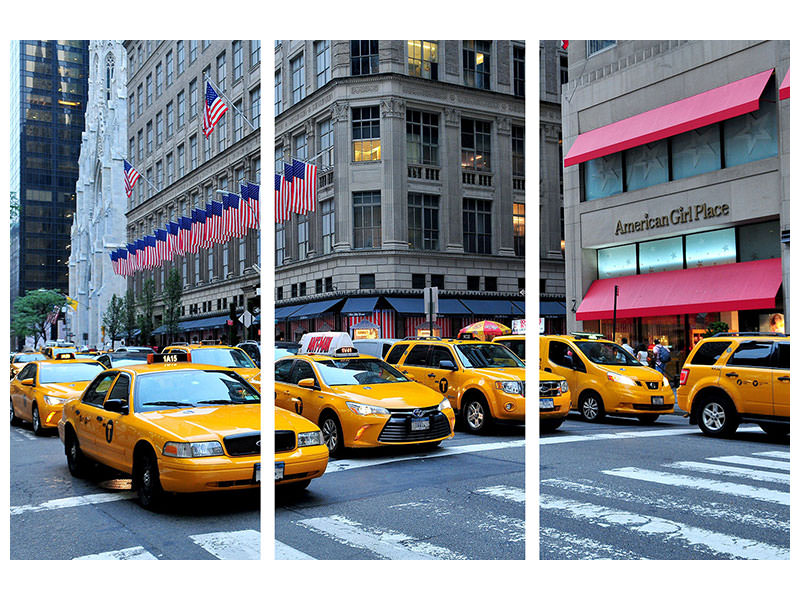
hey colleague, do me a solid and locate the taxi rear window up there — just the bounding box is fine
[39,363,105,384]
[689,341,732,365]
[13,353,46,363]
[314,358,410,386]
[189,348,255,368]
[134,370,260,412]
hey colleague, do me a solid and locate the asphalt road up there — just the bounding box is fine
[275,424,526,560]
[539,407,789,560]
[9,423,260,560]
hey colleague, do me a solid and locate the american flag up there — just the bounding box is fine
[247,183,259,229]
[202,82,228,139]
[178,216,192,256]
[190,209,207,252]
[275,174,288,223]
[283,163,295,214]
[155,229,168,265]
[135,239,146,271]
[208,201,225,243]
[127,243,138,273]
[110,250,119,275]
[143,236,156,270]
[240,183,257,230]
[166,221,179,260]
[118,248,129,277]
[123,160,141,198]
[228,193,247,237]
[292,159,318,214]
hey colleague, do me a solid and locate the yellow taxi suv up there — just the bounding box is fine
[58,354,261,510]
[163,341,261,391]
[275,332,455,456]
[10,356,105,435]
[540,334,673,424]
[275,406,328,491]
[10,351,47,379]
[677,332,789,438]
[539,371,570,432]
[385,337,526,434]
[494,335,526,362]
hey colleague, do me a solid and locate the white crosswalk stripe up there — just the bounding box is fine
[74,546,158,560]
[275,540,316,560]
[189,529,260,560]
[707,455,790,471]
[475,484,526,504]
[752,451,790,460]
[540,527,647,560]
[667,461,790,484]
[11,491,137,515]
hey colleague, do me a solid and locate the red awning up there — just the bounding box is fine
[576,258,782,321]
[564,69,774,167]
[779,68,790,100]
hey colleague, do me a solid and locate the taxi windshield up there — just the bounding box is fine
[455,344,524,368]
[574,341,641,366]
[13,353,46,363]
[314,358,410,386]
[134,370,260,412]
[189,348,256,368]
[39,363,105,384]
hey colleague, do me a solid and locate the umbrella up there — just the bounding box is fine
[458,320,511,341]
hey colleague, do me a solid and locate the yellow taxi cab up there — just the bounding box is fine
[162,340,261,391]
[274,332,455,456]
[10,354,105,435]
[42,346,78,360]
[385,337,526,434]
[540,333,673,424]
[539,370,570,432]
[677,332,789,437]
[275,406,328,491]
[10,351,47,379]
[493,335,526,362]
[58,353,261,509]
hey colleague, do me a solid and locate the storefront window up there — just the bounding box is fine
[671,124,721,180]
[723,102,778,167]
[685,228,735,269]
[597,244,636,279]
[639,237,683,273]
[624,140,668,192]
[584,153,622,201]
[739,220,781,262]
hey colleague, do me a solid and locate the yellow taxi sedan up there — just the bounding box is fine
[275,406,328,491]
[163,341,261,391]
[10,356,105,435]
[58,354,261,509]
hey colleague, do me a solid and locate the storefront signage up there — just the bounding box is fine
[615,203,730,236]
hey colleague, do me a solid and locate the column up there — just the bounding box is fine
[380,97,407,250]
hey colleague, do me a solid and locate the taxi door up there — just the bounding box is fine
[285,359,322,422]
[426,345,462,406]
[93,373,134,472]
[74,371,119,460]
[397,344,432,385]
[721,341,774,416]
[274,359,296,412]
[11,364,36,421]
[772,341,790,418]
[541,339,584,408]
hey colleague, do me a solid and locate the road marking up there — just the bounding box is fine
[475,485,526,504]
[707,455,790,471]
[73,546,158,560]
[10,491,137,516]
[189,529,260,560]
[667,461,790,484]
[298,515,467,560]
[540,426,761,445]
[540,494,789,560]
[275,540,316,560]
[325,439,524,473]
[540,527,647,560]
[753,451,790,460]
[12,428,38,442]
[602,467,789,505]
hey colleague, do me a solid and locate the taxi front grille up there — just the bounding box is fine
[632,404,674,411]
[378,411,451,442]
[539,381,562,397]
[223,432,261,456]
[275,430,295,453]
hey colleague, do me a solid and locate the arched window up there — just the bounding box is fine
[106,53,115,100]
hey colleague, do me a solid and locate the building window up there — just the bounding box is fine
[190,135,198,169]
[217,52,227,92]
[290,53,305,104]
[137,130,143,161]
[189,40,198,63]
[406,110,439,165]
[155,112,163,146]
[359,274,376,289]
[463,198,491,254]
[297,217,308,260]
[239,235,247,274]
[128,94,135,123]
[299,282,307,296]
[408,193,439,250]
[291,283,297,298]
[250,86,260,128]
[463,41,491,90]
[155,62,163,97]
[315,40,331,88]
[294,132,307,160]
[166,153,174,185]
[513,45,525,97]
[352,106,381,161]
[587,40,616,56]
[276,287,283,301]
[325,277,333,292]
[176,41,185,74]
[724,99,778,167]
[233,100,243,142]
[250,40,261,66]
[203,132,211,161]
[351,40,379,75]
[512,125,524,176]
[155,161,163,188]
[319,119,334,168]
[166,102,174,138]
[315,279,322,294]
[274,69,282,115]
[321,198,334,254]
[232,41,243,81]
[408,40,438,80]
[560,55,568,86]
[412,273,426,289]
[431,274,444,289]
[189,79,197,121]
[177,144,185,178]
[146,121,153,153]
[513,202,525,257]
[467,275,480,291]
[461,118,491,170]
[276,224,285,266]
[137,84,143,114]
[177,90,185,128]
[353,191,381,249]
[672,123,721,180]
[485,276,497,292]
[584,153,623,201]
[625,140,668,192]
[217,116,226,152]
[146,73,152,105]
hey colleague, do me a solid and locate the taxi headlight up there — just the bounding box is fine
[43,395,65,406]
[495,381,523,395]
[297,431,324,447]
[663,376,670,389]
[559,380,568,394]
[438,398,452,412]
[345,401,390,416]
[162,441,224,458]
[607,372,637,386]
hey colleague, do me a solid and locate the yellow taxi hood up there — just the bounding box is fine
[601,364,661,380]
[336,381,445,409]
[275,406,319,431]
[137,403,261,441]
[233,367,260,381]
[41,381,92,398]
[468,367,526,382]
[539,370,565,383]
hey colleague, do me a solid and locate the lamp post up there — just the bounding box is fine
[612,285,619,342]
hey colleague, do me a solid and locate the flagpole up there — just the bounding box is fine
[287,151,333,173]
[205,78,257,132]
[123,157,160,194]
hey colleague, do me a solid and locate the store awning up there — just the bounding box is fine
[779,68,790,100]
[438,299,472,315]
[461,299,518,316]
[540,301,566,317]
[575,258,782,320]
[275,305,302,320]
[511,300,526,316]
[564,68,774,167]
[384,297,424,314]
[289,298,344,319]
[341,296,379,314]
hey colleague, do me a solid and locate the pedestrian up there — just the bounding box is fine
[636,343,649,366]
[652,338,668,375]
[621,337,634,356]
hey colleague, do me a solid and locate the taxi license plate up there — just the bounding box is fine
[411,417,430,431]
[540,398,555,410]
[273,462,282,482]
[651,396,664,405]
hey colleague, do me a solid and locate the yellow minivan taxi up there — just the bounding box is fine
[540,334,673,423]
[275,332,455,456]
[539,370,570,432]
[275,406,328,491]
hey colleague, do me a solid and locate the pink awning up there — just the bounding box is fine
[576,258,782,321]
[564,69,774,167]
[779,68,790,100]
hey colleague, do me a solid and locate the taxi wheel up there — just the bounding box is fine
[65,431,89,478]
[697,396,738,437]
[31,403,44,436]
[580,393,605,422]
[319,413,344,457]
[463,397,492,434]
[10,399,21,426]
[637,414,659,425]
[135,451,164,510]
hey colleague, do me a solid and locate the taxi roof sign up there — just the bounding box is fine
[54,352,76,360]
[300,332,361,357]
[147,353,190,364]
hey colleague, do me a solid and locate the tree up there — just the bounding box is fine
[137,279,156,346]
[122,288,137,344]
[705,321,729,337]
[11,289,65,349]
[102,294,124,351]
[162,267,183,343]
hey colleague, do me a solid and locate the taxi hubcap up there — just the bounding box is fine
[321,420,337,450]
[32,407,39,429]
[583,398,599,420]
[467,402,484,429]
[702,402,725,430]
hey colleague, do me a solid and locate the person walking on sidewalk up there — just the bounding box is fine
[652,338,670,376]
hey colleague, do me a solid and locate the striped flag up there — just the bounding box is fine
[135,239,146,271]
[228,193,246,237]
[118,248,128,277]
[240,183,256,230]
[127,243,138,273]
[190,209,207,252]
[246,183,260,229]
[143,236,157,270]
[110,250,119,275]
[275,174,288,223]
[202,82,228,138]
[178,216,192,255]
[166,221,179,260]
[292,159,318,214]
[155,229,168,265]
[283,163,296,214]
[123,160,141,198]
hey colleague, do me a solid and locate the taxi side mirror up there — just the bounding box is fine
[104,399,128,414]
[439,360,457,371]
[20,378,34,387]
[297,378,317,389]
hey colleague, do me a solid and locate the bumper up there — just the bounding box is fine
[157,455,261,493]
[39,404,64,429]
[342,409,456,448]
[540,393,571,420]
[489,392,526,422]
[275,444,328,485]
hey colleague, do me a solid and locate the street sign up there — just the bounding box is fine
[423,286,439,319]
[239,309,253,328]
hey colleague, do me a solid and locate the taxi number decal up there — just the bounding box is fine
[439,378,448,393]
[105,420,114,443]
[163,354,178,363]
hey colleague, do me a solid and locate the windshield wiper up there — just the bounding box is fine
[196,399,236,404]
[140,401,193,407]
